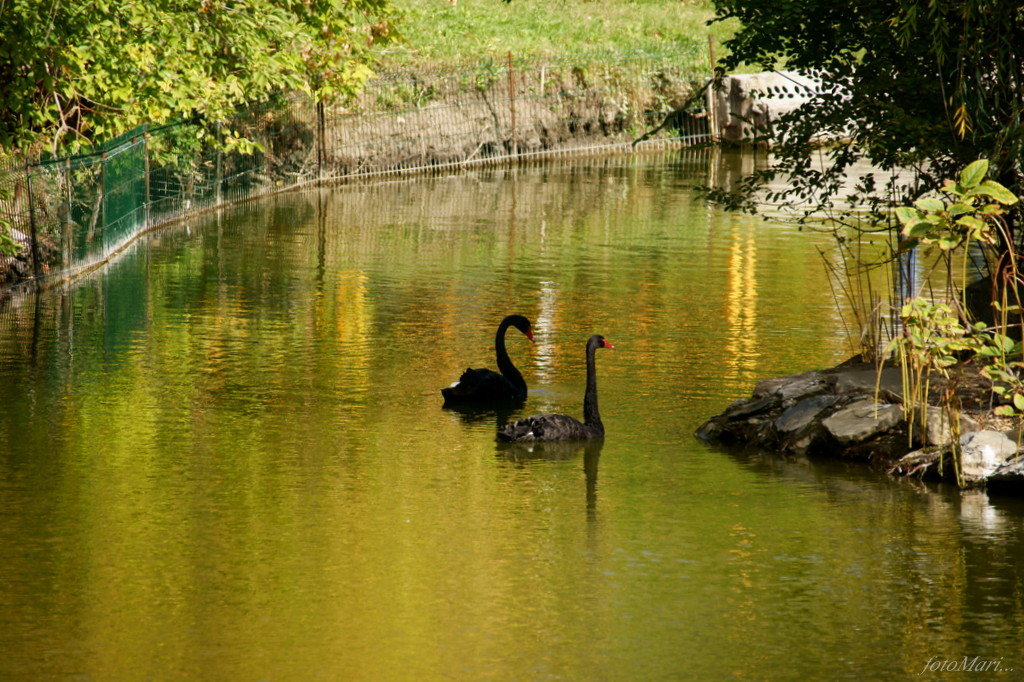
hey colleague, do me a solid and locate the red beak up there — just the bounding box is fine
[603,339,615,349]
[525,328,535,342]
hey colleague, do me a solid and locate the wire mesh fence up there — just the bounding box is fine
[0,48,710,290]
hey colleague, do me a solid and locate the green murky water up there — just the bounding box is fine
[2,151,1023,680]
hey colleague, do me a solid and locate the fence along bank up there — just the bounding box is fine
[0,49,711,292]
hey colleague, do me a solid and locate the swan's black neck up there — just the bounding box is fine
[495,318,527,392]
[582,338,603,432]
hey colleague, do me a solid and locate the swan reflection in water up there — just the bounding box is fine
[496,437,604,513]
[442,401,523,430]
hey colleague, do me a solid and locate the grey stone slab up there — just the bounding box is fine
[833,367,904,400]
[724,395,779,421]
[753,370,820,398]
[822,400,903,444]
[774,395,840,434]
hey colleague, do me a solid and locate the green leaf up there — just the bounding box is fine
[975,180,1019,205]
[947,203,974,216]
[915,197,945,212]
[994,405,1017,417]
[898,236,920,252]
[894,206,920,224]
[960,159,988,188]
[1012,394,1024,411]
[903,220,934,237]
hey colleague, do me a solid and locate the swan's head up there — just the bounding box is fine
[505,314,535,342]
[589,334,615,351]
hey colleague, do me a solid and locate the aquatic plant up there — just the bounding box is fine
[881,160,1022,485]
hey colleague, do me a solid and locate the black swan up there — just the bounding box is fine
[442,315,534,406]
[497,334,613,442]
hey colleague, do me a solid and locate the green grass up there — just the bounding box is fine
[382,0,735,69]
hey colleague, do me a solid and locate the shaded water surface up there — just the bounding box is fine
[2,151,1024,679]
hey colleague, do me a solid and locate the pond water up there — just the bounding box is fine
[2,150,1024,680]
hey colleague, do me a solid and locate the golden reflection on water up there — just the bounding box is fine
[1,151,1024,679]
[722,220,761,379]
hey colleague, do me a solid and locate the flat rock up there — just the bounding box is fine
[774,394,840,434]
[822,400,903,445]
[988,456,1024,493]
[832,367,903,401]
[960,430,1018,481]
[753,370,822,399]
[777,374,829,402]
[723,394,780,420]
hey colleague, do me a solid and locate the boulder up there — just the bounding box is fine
[889,431,1018,484]
[959,430,1018,482]
[822,400,903,445]
[924,407,980,447]
[694,418,725,443]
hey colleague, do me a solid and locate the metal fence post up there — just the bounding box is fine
[63,160,73,267]
[317,100,326,180]
[507,52,517,157]
[215,122,223,207]
[25,165,42,281]
[100,156,107,247]
[707,35,719,143]
[143,130,151,228]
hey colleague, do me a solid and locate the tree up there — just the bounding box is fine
[709,0,1024,255]
[0,0,395,155]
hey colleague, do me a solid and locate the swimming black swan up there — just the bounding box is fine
[497,334,613,442]
[442,315,534,406]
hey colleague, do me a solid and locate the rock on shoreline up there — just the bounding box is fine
[695,359,1024,493]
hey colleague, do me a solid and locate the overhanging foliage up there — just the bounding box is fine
[709,0,1024,233]
[0,0,394,155]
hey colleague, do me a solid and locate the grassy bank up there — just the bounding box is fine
[384,0,732,69]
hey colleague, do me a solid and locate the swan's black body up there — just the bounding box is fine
[497,335,613,442]
[442,315,533,407]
